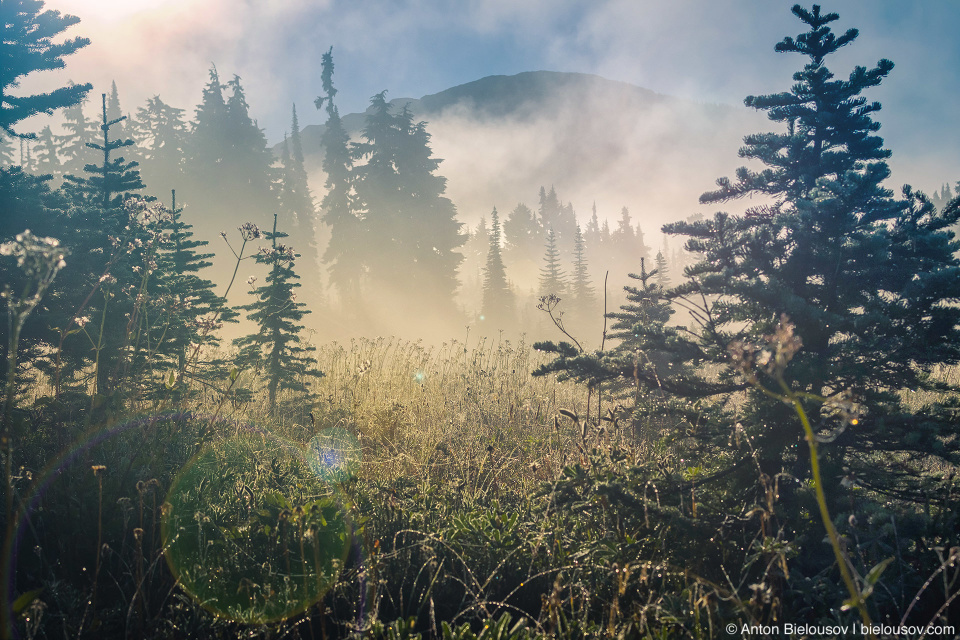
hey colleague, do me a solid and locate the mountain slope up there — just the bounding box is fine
[287,71,765,233]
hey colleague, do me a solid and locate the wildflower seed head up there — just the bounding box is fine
[239,222,261,241]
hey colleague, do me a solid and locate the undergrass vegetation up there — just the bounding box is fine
[4,332,958,639]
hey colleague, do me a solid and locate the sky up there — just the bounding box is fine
[21,0,960,195]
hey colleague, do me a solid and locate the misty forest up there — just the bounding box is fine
[2,1,960,638]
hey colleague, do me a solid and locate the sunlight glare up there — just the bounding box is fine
[54,0,177,23]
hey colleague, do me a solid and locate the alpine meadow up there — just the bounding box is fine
[3,1,960,638]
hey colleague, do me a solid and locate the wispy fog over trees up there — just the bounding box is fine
[4,3,960,637]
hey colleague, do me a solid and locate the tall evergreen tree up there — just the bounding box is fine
[541,4,960,508]
[613,206,634,244]
[315,48,361,311]
[278,104,320,307]
[538,185,576,249]
[31,124,59,178]
[224,75,275,216]
[466,215,489,265]
[105,80,127,142]
[0,0,91,137]
[570,224,596,310]
[538,186,560,233]
[67,93,143,209]
[58,93,147,396]
[133,95,188,197]
[0,130,14,165]
[502,202,540,266]
[57,91,95,176]
[653,249,670,289]
[353,93,464,313]
[538,226,566,298]
[481,207,514,327]
[139,190,235,400]
[234,214,321,412]
[600,218,612,246]
[188,66,228,172]
[584,202,602,251]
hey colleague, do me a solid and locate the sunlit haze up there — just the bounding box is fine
[11,0,960,341]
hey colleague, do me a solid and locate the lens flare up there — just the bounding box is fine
[307,427,362,483]
[162,430,351,623]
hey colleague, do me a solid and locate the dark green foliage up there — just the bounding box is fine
[135,190,235,401]
[53,95,149,397]
[534,5,960,629]
[0,0,91,137]
[234,214,322,412]
[657,4,960,487]
[0,167,70,382]
[66,93,144,209]
[548,3,960,491]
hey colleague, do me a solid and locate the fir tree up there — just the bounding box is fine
[584,202,602,250]
[467,215,489,265]
[140,190,235,401]
[353,93,464,313]
[534,256,691,436]
[67,92,143,209]
[278,104,320,307]
[653,250,670,289]
[538,186,560,234]
[188,66,228,172]
[60,93,147,396]
[234,214,321,412]
[600,218,611,246]
[134,95,188,197]
[106,80,126,142]
[502,202,540,265]
[315,48,361,311]
[613,206,634,244]
[31,124,59,179]
[481,207,514,327]
[570,224,596,310]
[57,91,95,176]
[538,226,566,298]
[224,75,275,216]
[0,0,91,136]
[538,4,960,508]
[0,130,15,165]
[930,182,955,212]
[538,185,576,248]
